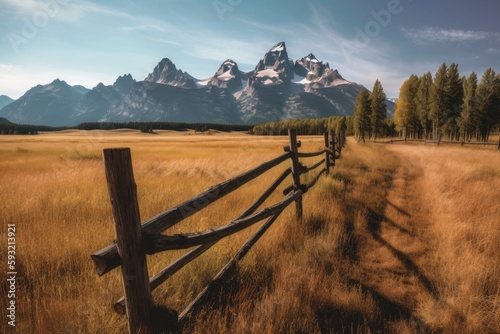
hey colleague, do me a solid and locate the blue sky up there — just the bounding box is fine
[1,0,499,99]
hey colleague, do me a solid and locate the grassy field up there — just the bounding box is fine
[0,130,499,333]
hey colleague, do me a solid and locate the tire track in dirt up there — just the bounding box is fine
[353,146,442,333]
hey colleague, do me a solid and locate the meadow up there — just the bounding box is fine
[0,130,499,333]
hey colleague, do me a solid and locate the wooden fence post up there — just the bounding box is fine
[330,130,336,167]
[337,132,342,155]
[103,148,153,334]
[288,129,303,221]
[324,132,330,174]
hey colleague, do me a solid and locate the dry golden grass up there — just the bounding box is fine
[0,130,319,333]
[386,144,500,333]
[0,131,498,333]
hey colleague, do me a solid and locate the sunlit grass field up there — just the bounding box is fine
[0,130,498,333]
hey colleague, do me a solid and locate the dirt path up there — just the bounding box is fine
[352,146,444,332]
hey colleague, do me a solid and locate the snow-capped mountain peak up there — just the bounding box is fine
[223,59,237,67]
[270,41,286,52]
[293,53,354,89]
[145,58,197,88]
[207,59,244,91]
[251,41,294,87]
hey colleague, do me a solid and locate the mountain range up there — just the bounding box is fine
[0,42,394,126]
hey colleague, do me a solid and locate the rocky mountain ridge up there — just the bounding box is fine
[0,42,394,126]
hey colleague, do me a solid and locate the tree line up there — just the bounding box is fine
[0,120,58,135]
[251,116,352,136]
[77,122,253,133]
[0,121,254,135]
[394,64,500,142]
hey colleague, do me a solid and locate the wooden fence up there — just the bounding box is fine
[91,129,346,334]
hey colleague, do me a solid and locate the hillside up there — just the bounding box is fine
[0,95,14,109]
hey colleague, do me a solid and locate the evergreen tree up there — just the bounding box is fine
[458,72,478,142]
[430,63,448,140]
[444,63,463,140]
[337,116,347,135]
[476,68,500,141]
[369,80,387,141]
[327,117,337,132]
[353,88,371,142]
[394,75,419,139]
[416,72,433,140]
[385,118,397,137]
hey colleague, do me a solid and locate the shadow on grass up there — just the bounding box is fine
[365,205,438,298]
[316,305,370,334]
[367,206,417,237]
[315,278,433,334]
[385,200,412,218]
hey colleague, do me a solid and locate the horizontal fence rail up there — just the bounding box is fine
[91,129,346,334]
[143,189,303,253]
[91,153,291,276]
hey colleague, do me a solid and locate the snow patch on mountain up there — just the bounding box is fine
[270,42,285,52]
[256,69,279,78]
[218,70,235,81]
[292,75,311,85]
[196,79,211,87]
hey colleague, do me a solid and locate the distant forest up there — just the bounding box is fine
[0,118,56,135]
[0,120,253,135]
[252,116,352,136]
[76,122,253,132]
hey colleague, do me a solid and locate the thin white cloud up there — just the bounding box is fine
[238,18,294,36]
[0,63,18,70]
[60,1,171,22]
[119,24,172,33]
[0,0,125,23]
[0,0,175,27]
[0,0,41,13]
[486,48,500,54]
[182,37,273,67]
[142,36,182,46]
[402,27,500,43]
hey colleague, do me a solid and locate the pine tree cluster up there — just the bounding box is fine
[353,80,388,142]
[394,64,500,142]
